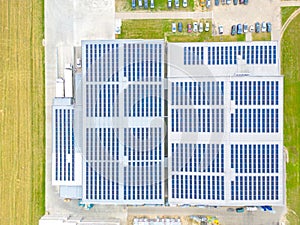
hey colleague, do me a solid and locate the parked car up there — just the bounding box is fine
[200,0,206,7]
[132,0,136,9]
[144,0,148,9]
[193,22,198,32]
[215,0,219,6]
[183,0,188,7]
[267,22,272,32]
[206,0,211,8]
[260,206,268,211]
[227,208,235,212]
[243,23,248,33]
[244,0,248,4]
[205,22,210,31]
[255,22,260,33]
[150,0,155,8]
[218,25,224,34]
[226,0,231,4]
[168,0,172,8]
[236,208,245,213]
[233,0,238,5]
[187,23,192,33]
[239,0,244,3]
[246,206,258,211]
[231,25,237,35]
[249,25,254,32]
[172,22,176,32]
[237,24,242,34]
[138,0,143,7]
[261,22,267,32]
[264,206,273,211]
[199,22,204,32]
[76,58,82,68]
[178,22,183,32]
[222,0,226,4]
[175,0,179,8]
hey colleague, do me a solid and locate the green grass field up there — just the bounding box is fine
[251,32,271,41]
[281,13,300,225]
[118,19,245,42]
[0,1,45,225]
[116,0,194,12]
[281,6,300,26]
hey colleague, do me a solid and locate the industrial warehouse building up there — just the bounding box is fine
[52,40,284,206]
[167,42,283,206]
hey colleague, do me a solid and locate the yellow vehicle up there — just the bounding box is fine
[200,0,205,7]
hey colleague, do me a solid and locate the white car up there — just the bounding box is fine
[205,22,210,32]
[199,22,204,32]
[150,0,154,8]
[261,22,267,32]
[138,0,143,7]
[206,0,211,8]
[249,25,254,32]
[175,0,179,8]
[246,207,258,211]
[226,0,231,4]
[218,25,223,34]
[183,0,188,7]
[172,22,176,33]
[193,22,198,32]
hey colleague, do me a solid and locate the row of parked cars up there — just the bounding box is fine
[172,22,210,33]
[230,22,271,35]
[168,0,188,8]
[233,206,274,213]
[132,0,155,9]
[214,0,248,5]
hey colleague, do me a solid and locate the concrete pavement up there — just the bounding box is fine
[116,11,212,19]
[128,206,285,225]
[280,0,300,6]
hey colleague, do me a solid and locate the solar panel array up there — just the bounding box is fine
[168,42,283,206]
[183,43,277,66]
[82,40,165,204]
[53,108,75,182]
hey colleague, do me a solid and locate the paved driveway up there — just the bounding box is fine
[128,206,286,225]
[212,0,281,40]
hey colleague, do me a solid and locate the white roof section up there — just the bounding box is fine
[81,40,165,204]
[168,41,280,78]
[167,42,284,206]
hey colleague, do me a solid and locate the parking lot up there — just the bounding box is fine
[212,0,281,39]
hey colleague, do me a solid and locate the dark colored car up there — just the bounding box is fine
[239,0,244,3]
[132,0,136,9]
[187,23,192,33]
[144,0,148,9]
[267,22,272,32]
[215,0,219,6]
[178,22,183,32]
[260,206,267,211]
[237,24,242,34]
[265,206,273,211]
[231,25,237,35]
[255,22,260,33]
[244,0,248,4]
[233,0,238,5]
[236,208,245,213]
